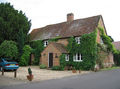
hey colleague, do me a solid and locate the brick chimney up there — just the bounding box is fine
[67,13,74,22]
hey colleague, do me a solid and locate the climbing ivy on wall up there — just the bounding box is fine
[80,31,97,70]
[60,30,98,70]
[30,40,44,65]
[98,27,116,53]
[96,27,117,68]
[96,43,108,68]
[60,27,116,70]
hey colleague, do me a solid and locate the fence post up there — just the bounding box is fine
[2,67,4,75]
[14,70,17,78]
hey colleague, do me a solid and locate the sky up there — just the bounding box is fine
[0,0,120,41]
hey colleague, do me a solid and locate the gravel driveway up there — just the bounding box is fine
[0,66,89,82]
[0,75,26,87]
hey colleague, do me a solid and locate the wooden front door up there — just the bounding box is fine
[49,53,53,68]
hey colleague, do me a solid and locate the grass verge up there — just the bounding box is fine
[101,66,120,71]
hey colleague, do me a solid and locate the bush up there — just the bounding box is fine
[114,51,120,66]
[0,40,18,59]
[30,40,44,65]
[40,64,47,69]
[60,54,66,67]
[52,66,64,71]
[19,45,32,66]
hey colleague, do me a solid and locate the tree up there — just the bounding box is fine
[17,29,25,58]
[0,40,18,59]
[19,45,32,66]
[0,3,31,44]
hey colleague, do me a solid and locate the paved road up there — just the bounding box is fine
[1,69,120,89]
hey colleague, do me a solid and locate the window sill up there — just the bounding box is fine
[73,60,83,62]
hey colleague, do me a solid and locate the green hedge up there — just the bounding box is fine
[52,66,64,71]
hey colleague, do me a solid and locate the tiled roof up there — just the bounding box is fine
[30,15,101,41]
[52,42,68,53]
[112,41,120,50]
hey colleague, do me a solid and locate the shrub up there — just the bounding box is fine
[19,45,32,66]
[114,51,120,66]
[30,40,44,65]
[52,66,64,71]
[0,40,18,59]
[40,64,47,69]
[60,54,66,67]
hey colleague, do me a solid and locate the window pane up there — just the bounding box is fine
[73,55,76,61]
[65,54,69,61]
[44,41,48,47]
[75,37,80,44]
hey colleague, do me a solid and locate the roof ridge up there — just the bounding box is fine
[30,15,102,41]
[30,15,101,33]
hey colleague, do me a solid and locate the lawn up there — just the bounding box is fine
[101,66,120,71]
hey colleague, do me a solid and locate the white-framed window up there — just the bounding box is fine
[75,37,80,44]
[65,54,69,61]
[73,53,82,62]
[44,40,48,47]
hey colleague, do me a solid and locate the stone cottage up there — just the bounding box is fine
[30,13,114,68]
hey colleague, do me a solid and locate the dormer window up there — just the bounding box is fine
[44,40,48,47]
[75,37,80,44]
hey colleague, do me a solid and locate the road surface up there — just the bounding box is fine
[0,69,120,89]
